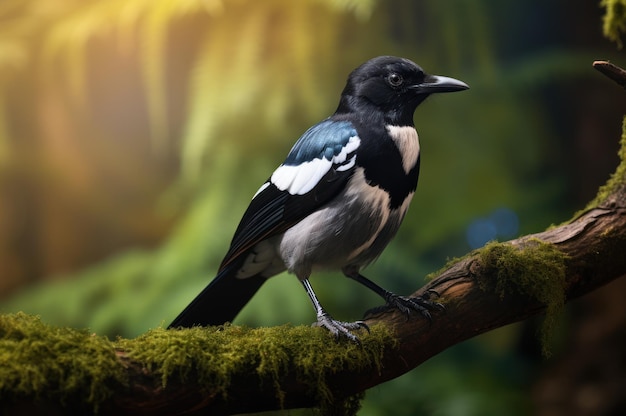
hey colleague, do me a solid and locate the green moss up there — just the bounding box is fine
[118,323,394,411]
[0,313,395,414]
[0,312,126,411]
[476,240,568,356]
[425,254,469,282]
[602,0,626,47]
[584,116,626,210]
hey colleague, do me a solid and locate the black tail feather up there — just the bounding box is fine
[168,269,266,328]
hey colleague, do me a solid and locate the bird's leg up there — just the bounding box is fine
[345,272,444,321]
[301,278,369,342]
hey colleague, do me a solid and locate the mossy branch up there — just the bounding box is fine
[3,63,626,415]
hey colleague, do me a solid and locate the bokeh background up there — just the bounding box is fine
[1,0,626,414]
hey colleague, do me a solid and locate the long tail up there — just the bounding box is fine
[168,266,266,328]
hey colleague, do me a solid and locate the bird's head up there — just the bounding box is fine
[336,56,469,125]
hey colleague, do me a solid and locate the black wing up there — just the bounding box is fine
[219,119,361,271]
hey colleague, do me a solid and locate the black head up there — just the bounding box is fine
[335,56,468,125]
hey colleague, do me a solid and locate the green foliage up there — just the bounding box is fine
[602,0,626,47]
[477,240,568,356]
[363,341,533,416]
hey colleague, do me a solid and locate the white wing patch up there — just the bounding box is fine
[336,154,357,171]
[386,125,420,174]
[271,160,331,196]
[271,135,360,195]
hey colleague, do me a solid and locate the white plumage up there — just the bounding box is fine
[270,135,360,195]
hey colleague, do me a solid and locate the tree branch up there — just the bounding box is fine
[594,60,626,89]
[2,63,626,415]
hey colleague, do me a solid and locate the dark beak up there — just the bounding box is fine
[412,74,469,94]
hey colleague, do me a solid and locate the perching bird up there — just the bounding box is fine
[169,56,468,340]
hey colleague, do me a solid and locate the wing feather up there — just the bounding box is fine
[218,119,360,271]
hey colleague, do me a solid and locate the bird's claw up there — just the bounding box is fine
[384,290,445,322]
[313,313,369,343]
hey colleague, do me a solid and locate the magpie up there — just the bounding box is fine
[169,56,468,341]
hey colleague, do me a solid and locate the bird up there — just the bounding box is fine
[169,56,468,341]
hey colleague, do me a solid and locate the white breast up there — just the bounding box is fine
[386,125,420,174]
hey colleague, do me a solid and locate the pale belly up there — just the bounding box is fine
[277,168,413,279]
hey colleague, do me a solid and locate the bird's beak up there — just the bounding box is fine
[412,75,469,94]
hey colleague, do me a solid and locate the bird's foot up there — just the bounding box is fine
[312,312,369,343]
[383,289,444,322]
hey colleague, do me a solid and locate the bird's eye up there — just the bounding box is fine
[387,73,403,87]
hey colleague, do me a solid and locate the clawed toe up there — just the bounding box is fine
[313,313,369,342]
[385,290,444,322]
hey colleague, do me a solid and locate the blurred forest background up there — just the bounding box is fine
[1,0,625,414]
